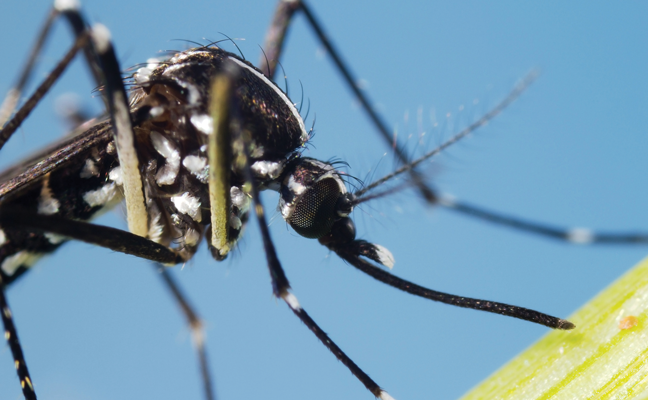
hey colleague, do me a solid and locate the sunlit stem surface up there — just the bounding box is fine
[461,256,648,400]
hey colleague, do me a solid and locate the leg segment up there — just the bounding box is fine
[0,276,36,400]
[154,265,215,400]
[0,32,88,151]
[261,0,437,204]
[209,64,397,399]
[0,209,182,265]
[261,1,648,245]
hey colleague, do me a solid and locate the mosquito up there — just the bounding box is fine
[0,1,646,400]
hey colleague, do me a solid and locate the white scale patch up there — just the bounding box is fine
[373,244,395,269]
[54,0,79,11]
[150,131,181,186]
[171,193,202,222]
[91,24,112,54]
[108,166,123,185]
[133,58,163,84]
[182,155,208,183]
[184,228,201,247]
[161,65,201,104]
[83,183,117,207]
[437,193,457,207]
[38,179,60,215]
[280,161,344,221]
[190,114,213,135]
[379,391,396,400]
[229,215,242,230]
[230,186,250,212]
[147,205,164,244]
[149,106,164,118]
[134,67,153,84]
[567,228,595,244]
[1,251,41,277]
[80,158,100,178]
[44,233,66,245]
[283,292,302,311]
[251,160,285,180]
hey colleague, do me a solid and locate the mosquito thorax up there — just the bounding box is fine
[131,47,309,159]
[123,46,312,259]
[278,158,354,239]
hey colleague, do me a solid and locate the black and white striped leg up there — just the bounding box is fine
[0,7,56,127]
[0,210,223,398]
[1,4,177,398]
[0,0,108,130]
[258,0,301,80]
[438,196,648,244]
[0,276,36,400]
[153,265,215,400]
[3,1,149,237]
[211,65,396,400]
[0,32,89,151]
[0,1,149,238]
[263,1,648,246]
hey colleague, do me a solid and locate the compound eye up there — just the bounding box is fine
[288,178,341,239]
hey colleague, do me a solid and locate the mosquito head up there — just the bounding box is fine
[279,157,356,239]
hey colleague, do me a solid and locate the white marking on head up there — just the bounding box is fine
[567,228,595,244]
[183,155,208,183]
[227,56,309,144]
[83,183,117,207]
[80,159,100,178]
[0,229,7,246]
[186,85,201,105]
[54,0,80,11]
[134,67,153,84]
[38,179,60,215]
[190,114,214,135]
[171,193,202,222]
[283,292,302,311]
[150,131,181,186]
[91,24,112,54]
[373,245,395,269]
[1,252,41,276]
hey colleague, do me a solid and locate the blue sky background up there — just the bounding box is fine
[0,1,647,400]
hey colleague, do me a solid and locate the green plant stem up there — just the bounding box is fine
[461,256,648,400]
